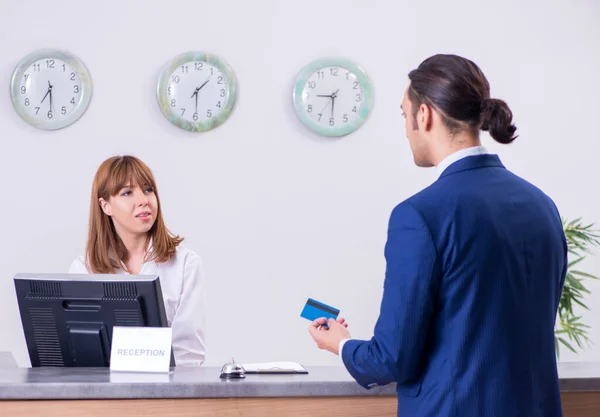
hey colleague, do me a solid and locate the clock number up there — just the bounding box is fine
[317,71,324,79]
[343,114,348,123]
[216,101,221,108]
[317,113,323,121]
[24,98,30,106]
[24,74,30,82]
[307,81,316,89]
[346,72,350,80]
[171,99,176,107]
[172,75,180,83]
[352,106,357,113]
[35,107,40,115]
[61,106,67,115]
[74,85,80,93]
[33,63,41,72]
[206,109,212,118]
[71,97,76,106]
[195,62,203,71]
[217,76,223,84]
[329,118,335,126]
[167,87,172,95]
[70,72,76,81]
[210,67,214,75]
[307,104,312,113]
[193,113,198,121]
[47,111,53,119]
[181,108,186,116]
[62,63,66,72]
[356,94,361,102]
[181,65,188,73]
[21,86,26,94]
[46,59,55,69]
[330,67,338,76]
[353,81,359,89]
[220,89,225,97]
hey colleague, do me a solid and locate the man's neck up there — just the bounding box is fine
[434,144,489,178]
[432,133,481,167]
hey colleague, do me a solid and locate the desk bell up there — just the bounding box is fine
[219,357,246,379]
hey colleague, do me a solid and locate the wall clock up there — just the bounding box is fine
[156,51,237,132]
[293,57,373,137]
[10,49,93,130]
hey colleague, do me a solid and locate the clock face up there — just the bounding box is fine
[293,58,373,137]
[157,51,237,132]
[10,49,92,130]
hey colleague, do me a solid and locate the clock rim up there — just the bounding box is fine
[292,56,374,137]
[9,48,93,131]
[156,50,237,133]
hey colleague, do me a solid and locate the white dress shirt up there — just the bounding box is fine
[436,145,489,177]
[69,245,206,366]
[338,146,491,361]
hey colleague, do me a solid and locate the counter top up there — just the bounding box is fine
[0,362,598,400]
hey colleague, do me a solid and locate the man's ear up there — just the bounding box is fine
[99,198,112,216]
[418,103,434,132]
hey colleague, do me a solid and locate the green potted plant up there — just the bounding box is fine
[555,218,600,358]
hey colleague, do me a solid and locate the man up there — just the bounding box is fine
[309,54,567,417]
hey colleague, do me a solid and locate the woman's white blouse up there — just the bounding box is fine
[69,245,206,366]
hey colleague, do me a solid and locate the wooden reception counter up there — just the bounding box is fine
[0,363,598,416]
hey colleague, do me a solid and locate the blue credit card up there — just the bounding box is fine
[300,298,340,324]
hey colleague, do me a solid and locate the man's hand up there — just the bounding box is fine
[308,317,350,355]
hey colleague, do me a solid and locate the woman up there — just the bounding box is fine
[70,155,206,366]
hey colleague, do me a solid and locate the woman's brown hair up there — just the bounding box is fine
[85,155,183,273]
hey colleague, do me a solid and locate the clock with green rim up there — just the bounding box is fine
[156,51,237,132]
[293,57,373,137]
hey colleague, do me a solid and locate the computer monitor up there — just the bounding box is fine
[13,272,175,368]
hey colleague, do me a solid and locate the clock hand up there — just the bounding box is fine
[190,78,211,115]
[330,89,338,119]
[49,84,54,113]
[190,77,210,100]
[318,97,333,115]
[318,89,340,118]
[191,87,200,114]
[40,81,52,105]
[331,96,334,118]
[40,88,50,104]
[197,78,210,91]
[316,93,333,115]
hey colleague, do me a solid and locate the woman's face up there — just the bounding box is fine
[99,181,158,238]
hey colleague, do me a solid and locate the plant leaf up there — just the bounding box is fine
[555,217,599,358]
[557,337,577,353]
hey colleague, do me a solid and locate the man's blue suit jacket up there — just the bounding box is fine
[342,154,567,417]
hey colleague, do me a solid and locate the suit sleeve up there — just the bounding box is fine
[341,201,440,388]
[547,197,567,312]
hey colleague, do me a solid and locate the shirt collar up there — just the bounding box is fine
[436,146,490,178]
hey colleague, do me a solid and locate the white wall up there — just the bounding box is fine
[0,0,599,368]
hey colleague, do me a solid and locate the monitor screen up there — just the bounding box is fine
[14,272,174,367]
